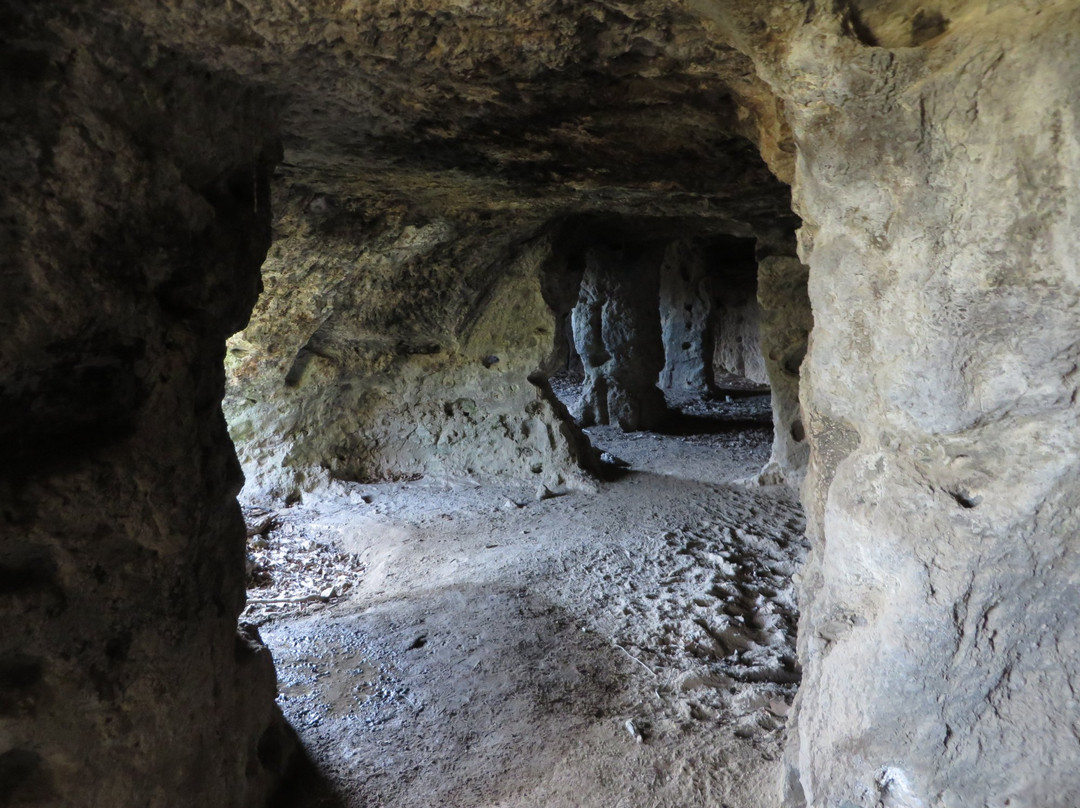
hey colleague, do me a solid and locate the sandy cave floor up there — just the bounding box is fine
[242,388,807,808]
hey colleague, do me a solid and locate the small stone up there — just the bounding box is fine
[600,451,630,468]
[766,699,790,717]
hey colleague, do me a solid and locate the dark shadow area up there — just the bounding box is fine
[260,586,632,808]
[270,744,349,808]
[709,384,770,400]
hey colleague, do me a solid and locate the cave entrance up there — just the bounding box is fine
[230,206,811,806]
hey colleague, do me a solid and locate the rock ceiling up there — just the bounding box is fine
[101,0,806,232]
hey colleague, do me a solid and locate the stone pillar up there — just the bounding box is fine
[1,13,289,808]
[756,255,811,486]
[659,240,714,392]
[775,5,1080,806]
[571,244,667,430]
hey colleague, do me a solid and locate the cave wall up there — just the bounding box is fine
[1,12,289,808]
[768,3,1080,805]
[225,195,592,502]
[712,275,768,386]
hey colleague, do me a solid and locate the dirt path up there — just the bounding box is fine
[248,393,806,808]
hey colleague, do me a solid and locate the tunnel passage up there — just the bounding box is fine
[233,216,813,808]
[10,2,1080,808]
[223,187,808,507]
[536,216,811,487]
[227,204,814,804]
[224,200,815,804]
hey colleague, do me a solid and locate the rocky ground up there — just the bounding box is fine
[245,389,806,808]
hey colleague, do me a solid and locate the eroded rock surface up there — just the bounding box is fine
[768,3,1080,806]
[660,240,715,393]
[224,194,595,501]
[756,252,812,487]
[572,243,668,431]
[2,10,290,808]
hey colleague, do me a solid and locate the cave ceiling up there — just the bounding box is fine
[99,0,804,234]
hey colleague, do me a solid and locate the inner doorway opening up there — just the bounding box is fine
[231,211,811,808]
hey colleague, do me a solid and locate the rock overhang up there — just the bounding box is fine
[98,0,798,226]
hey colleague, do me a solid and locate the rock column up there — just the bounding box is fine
[774,5,1080,806]
[659,240,714,392]
[572,244,667,430]
[756,254,812,486]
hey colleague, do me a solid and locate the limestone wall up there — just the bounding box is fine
[770,3,1080,805]
[1,12,289,808]
[225,198,593,502]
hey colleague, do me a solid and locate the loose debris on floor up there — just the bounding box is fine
[242,507,366,624]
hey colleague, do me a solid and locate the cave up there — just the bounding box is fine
[5,2,1080,807]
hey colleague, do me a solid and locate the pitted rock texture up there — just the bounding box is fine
[769,3,1080,806]
[756,254,811,487]
[224,193,596,502]
[2,10,290,808]
[572,243,668,431]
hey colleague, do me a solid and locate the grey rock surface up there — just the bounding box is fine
[224,199,593,503]
[756,255,812,487]
[660,240,715,393]
[769,3,1080,805]
[713,283,767,387]
[572,244,668,431]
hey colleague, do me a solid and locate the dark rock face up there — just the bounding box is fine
[102,0,796,221]
[572,243,668,431]
[1,10,289,808]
